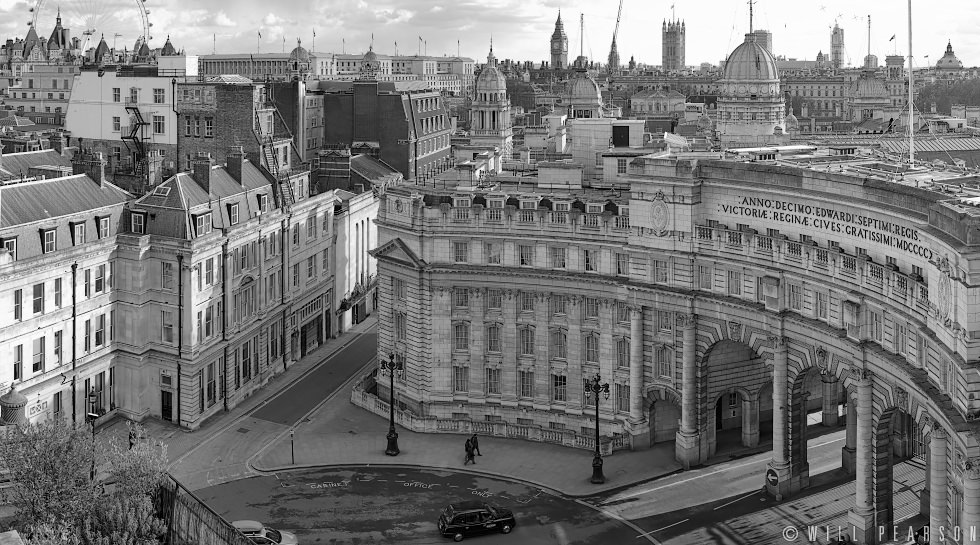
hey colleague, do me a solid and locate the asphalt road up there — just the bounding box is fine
[251,332,378,426]
[197,466,639,545]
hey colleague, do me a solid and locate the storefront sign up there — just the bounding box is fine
[717,197,933,259]
[27,399,50,423]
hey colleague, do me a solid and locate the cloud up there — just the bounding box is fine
[213,11,236,27]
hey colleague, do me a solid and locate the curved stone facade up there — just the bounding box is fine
[374,156,980,543]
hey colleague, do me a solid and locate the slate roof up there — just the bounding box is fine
[0,174,131,228]
[0,149,73,180]
[350,154,402,183]
[0,116,36,127]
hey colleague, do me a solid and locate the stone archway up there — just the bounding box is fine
[872,406,927,535]
[702,340,769,458]
[645,387,682,447]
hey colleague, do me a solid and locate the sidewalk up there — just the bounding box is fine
[100,316,380,465]
[251,390,684,497]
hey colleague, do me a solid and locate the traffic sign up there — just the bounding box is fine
[766,468,778,486]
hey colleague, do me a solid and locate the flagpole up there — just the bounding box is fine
[313,29,316,52]
[257,31,261,54]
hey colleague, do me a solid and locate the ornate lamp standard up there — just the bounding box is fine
[381,353,404,456]
[585,372,610,484]
[86,388,99,482]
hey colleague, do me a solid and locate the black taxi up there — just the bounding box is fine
[438,501,516,541]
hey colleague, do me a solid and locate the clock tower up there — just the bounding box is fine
[550,11,569,70]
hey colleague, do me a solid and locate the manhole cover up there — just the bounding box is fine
[237,428,250,434]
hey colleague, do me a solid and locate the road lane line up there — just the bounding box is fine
[636,519,689,537]
[713,490,758,510]
[810,436,845,448]
[574,499,662,545]
[612,457,768,501]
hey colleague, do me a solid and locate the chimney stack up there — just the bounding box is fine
[50,131,64,155]
[191,152,214,194]
[71,149,106,186]
[226,146,245,183]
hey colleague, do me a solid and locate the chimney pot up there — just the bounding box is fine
[192,153,214,194]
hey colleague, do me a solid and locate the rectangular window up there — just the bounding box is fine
[207,361,216,406]
[698,265,712,290]
[162,261,174,290]
[616,384,630,412]
[658,310,672,332]
[13,345,22,381]
[2,238,16,261]
[307,256,316,279]
[520,292,535,312]
[152,115,165,134]
[519,328,535,356]
[131,213,146,234]
[519,371,534,398]
[306,216,316,238]
[657,346,673,378]
[485,242,501,265]
[815,291,828,320]
[162,310,175,344]
[258,194,269,213]
[54,330,62,364]
[394,278,407,301]
[653,260,668,283]
[43,229,56,253]
[585,297,599,319]
[205,305,214,338]
[184,116,193,137]
[550,329,567,359]
[205,258,214,285]
[486,368,501,395]
[453,242,468,263]
[292,264,300,287]
[617,158,628,174]
[195,213,212,236]
[84,319,91,352]
[585,334,599,362]
[395,312,407,340]
[552,374,567,402]
[112,116,121,132]
[32,337,45,373]
[486,325,500,352]
[487,289,502,310]
[616,338,630,367]
[895,322,907,355]
[584,249,598,272]
[616,253,629,275]
[229,204,239,225]
[95,314,105,346]
[453,288,469,308]
[205,117,214,137]
[94,264,105,293]
[32,283,43,314]
[453,323,470,351]
[153,88,165,104]
[452,366,469,392]
[112,88,120,102]
[518,245,534,266]
[14,288,23,321]
[728,270,742,295]
[550,247,566,268]
[551,295,567,316]
[98,217,110,239]
[870,310,882,342]
[789,284,803,310]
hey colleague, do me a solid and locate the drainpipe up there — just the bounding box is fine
[176,254,183,426]
[221,238,230,411]
[71,263,78,424]
[280,217,289,372]
[171,77,179,173]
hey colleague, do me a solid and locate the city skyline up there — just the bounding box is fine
[0,0,977,68]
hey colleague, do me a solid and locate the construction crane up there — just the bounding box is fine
[607,0,624,73]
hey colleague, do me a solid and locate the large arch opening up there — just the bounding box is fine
[873,407,927,534]
[646,389,681,447]
[702,340,770,458]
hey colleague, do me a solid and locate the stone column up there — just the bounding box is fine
[629,307,644,422]
[501,290,518,404]
[843,395,857,474]
[821,372,839,427]
[847,373,875,544]
[741,397,760,447]
[469,289,485,398]
[766,337,791,499]
[964,459,980,545]
[675,313,704,467]
[929,424,948,545]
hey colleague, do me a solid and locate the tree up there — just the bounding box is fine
[0,419,100,530]
[101,422,168,499]
[79,495,166,545]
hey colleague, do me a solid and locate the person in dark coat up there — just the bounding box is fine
[464,438,475,465]
[471,434,481,456]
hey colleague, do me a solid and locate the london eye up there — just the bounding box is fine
[29,0,152,53]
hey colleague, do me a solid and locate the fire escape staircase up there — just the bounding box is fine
[122,106,149,176]
[255,111,296,209]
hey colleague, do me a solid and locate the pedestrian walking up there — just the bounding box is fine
[471,434,481,456]
[464,438,476,465]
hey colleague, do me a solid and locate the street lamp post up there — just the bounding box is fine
[381,353,404,456]
[586,373,610,484]
[87,389,99,483]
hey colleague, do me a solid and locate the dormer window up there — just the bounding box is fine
[258,194,269,213]
[554,202,570,212]
[131,212,146,234]
[586,204,604,214]
[2,238,17,260]
[229,203,240,226]
[97,217,110,239]
[453,197,470,208]
[72,223,85,245]
[520,200,537,210]
[195,212,213,237]
[41,229,56,253]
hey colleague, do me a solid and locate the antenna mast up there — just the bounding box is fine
[748,0,754,32]
[907,0,914,164]
[580,13,584,60]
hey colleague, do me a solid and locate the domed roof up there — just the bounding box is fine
[721,33,779,82]
[937,41,963,70]
[363,47,378,63]
[289,39,310,63]
[851,72,887,99]
[475,48,507,93]
[568,70,601,105]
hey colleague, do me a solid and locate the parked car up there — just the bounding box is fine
[438,501,516,542]
[232,520,299,545]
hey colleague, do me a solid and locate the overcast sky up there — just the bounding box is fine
[0,0,974,68]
